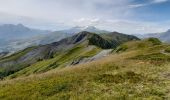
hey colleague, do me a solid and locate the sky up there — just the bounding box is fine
[0,0,170,34]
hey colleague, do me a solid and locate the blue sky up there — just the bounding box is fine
[131,0,170,22]
[0,0,169,34]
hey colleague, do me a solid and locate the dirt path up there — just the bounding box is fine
[160,50,170,56]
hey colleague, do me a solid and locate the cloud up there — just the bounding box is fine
[0,0,131,21]
[129,4,148,8]
[0,0,134,29]
[129,0,169,8]
[153,0,168,3]
[0,0,169,34]
[72,18,170,34]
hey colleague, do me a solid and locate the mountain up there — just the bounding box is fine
[59,26,110,34]
[0,26,109,53]
[0,24,51,53]
[158,29,170,42]
[0,37,170,99]
[0,31,71,53]
[0,31,139,78]
[136,29,170,43]
[0,24,50,40]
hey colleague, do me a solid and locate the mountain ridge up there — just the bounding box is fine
[0,31,139,78]
[0,25,109,53]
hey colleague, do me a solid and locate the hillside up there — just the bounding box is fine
[0,31,138,79]
[0,38,170,99]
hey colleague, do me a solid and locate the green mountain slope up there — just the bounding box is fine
[0,31,139,79]
[0,38,169,99]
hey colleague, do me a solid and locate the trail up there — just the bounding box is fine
[160,50,170,56]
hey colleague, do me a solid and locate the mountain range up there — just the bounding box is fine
[136,29,170,43]
[0,25,110,53]
[0,24,51,53]
[0,31,139,78]
[0,24,50,40]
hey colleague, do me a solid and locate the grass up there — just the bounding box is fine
[0,55,169,99]
[148,38,162,45]
[165,47,170,53]
[0,47,37,78]
[96,71,143,84]
[0,47,36,63]
[115,44,128,53]
[0,51,169,99]
[0,38,169,99]
[131,53,170,65]
[7,45,101,79]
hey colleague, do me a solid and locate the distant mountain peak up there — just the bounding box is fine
[167,29,170,32]
[0,23,50,40]
[84,26,97,30]
[17,23,25,27]
[0,23,28,30]
[76,31,96,39]
[71,26,97,30]
[1,23,24,27]
[61,26,110,34]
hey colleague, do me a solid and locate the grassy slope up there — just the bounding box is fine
[0,32,139,79]
[0,39,170,99]
[7,43,101,79]
[0,47,37,78]
[0,47,37,63]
